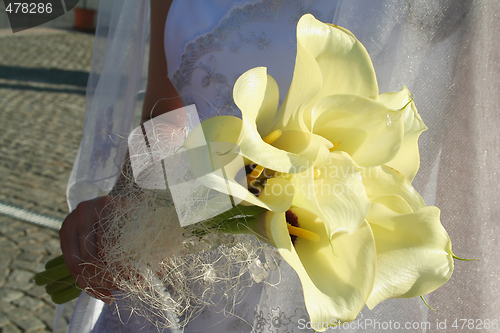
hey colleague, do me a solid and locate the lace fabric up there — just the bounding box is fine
[65,0,500,332]
[165,0,339,120]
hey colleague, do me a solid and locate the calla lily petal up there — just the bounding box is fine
[371,194,413,215]
[378,87,428,181]
[303,20,379,99]
[290,152,371,235]
[269,209,376,329]
[274,15,379,131]
[183,115,242,149]
[366,202,453,309]
[236,119,332,173]
[273,42,322,131]
[311,95,404,167]
[253,177,294,212]
[233,67,280,136]
[233,66,333,172]
[361,165,426,212]
[377,86,412,110]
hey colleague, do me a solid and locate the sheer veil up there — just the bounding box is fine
[63,0,500,332]
[66,0,149,211]
[63,1,150,332]
[335,1,500,331]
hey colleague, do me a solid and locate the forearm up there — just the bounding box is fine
[112,0,182,195]
[142,0,183,123]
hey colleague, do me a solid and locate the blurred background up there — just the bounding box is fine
[0,2,99,332]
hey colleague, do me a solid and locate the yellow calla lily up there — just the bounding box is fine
[234,66,333,173]
[366,198,453,309]
[231,13,382,171]
[186,66,332,175]
[245,208,376,331]
[185,15,425,176]
[359,165,453,308]
[308,83,426,175]
[266,14,425,174]
[239,160,452,327]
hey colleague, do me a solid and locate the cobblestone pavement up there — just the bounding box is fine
[0,29,94,332]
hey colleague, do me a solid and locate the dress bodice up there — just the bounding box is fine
[164,0,339,120]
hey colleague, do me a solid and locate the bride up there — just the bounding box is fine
[59,0,500,332]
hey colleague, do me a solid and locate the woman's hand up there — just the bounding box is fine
[59,196,116,305]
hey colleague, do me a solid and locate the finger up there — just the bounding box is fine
[59,210,83,282]
[62,201,98,288]
[80,263,116,305]
[60,196,120,302]
[79,225,98,264]
[95,221,107,261]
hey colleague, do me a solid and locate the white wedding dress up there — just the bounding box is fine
[63,0,500,332]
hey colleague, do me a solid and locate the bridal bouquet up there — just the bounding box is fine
[36,14,455,331]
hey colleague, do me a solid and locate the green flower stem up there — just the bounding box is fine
[452,254,478,261]
[45,275,80,294]
[35,262,71,286]
[203,205,267,235]
[34,255,82,304]
[206,204,277,246]
[51,285,84,304]
[206,204,266,226]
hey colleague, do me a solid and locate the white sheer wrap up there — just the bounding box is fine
[63,1,150,332]
[336,1,500,331]
[64,0,500,332]
[67,0,149,209]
